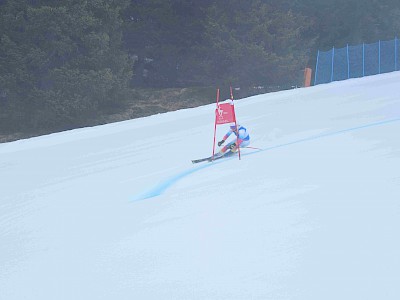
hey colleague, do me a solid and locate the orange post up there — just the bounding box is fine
[304,68,312,87]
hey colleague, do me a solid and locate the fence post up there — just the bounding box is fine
[378,40,381,74]
[314,50,320,85]
[304,68,312,87]
[347,44,350,79]
[395,37,398,71]
[331,47,335,82]
[362,43,365,77]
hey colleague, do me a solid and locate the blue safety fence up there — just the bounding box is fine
[314,38,399,85]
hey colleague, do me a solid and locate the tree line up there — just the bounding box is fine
[1,0,400,134]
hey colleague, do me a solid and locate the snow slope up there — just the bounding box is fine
[1,72,400,299]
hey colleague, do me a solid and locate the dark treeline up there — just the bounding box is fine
[1,0,400,134]
[124,0,314,88]
[1,0,133,133]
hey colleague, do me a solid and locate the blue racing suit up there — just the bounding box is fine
[219,124,250,154]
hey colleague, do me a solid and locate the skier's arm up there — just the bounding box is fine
[234,128,248,147]
[222,129,233,141]
[218,129,233,146]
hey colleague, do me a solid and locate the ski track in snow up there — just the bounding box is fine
[133,116,400,201]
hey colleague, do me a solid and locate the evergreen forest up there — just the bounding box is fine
[1,0,400,138]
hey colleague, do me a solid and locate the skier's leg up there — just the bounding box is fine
[239,140,250,149]
[219,141,236,155]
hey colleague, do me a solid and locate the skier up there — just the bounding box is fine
[191,123,251,163]
[216,123,250,157]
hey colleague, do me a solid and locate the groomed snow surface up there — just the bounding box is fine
[1,72,400,299]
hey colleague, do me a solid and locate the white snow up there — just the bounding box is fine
[1,72,400,299]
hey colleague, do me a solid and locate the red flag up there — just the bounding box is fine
[215,103,235,124]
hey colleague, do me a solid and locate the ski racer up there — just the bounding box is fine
[216,123,250,156]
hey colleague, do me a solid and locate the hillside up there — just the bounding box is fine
[1,72,400,299]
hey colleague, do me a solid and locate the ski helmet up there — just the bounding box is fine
[230,123,240,130]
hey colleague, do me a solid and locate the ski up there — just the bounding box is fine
[191,151,236,164]
[191,156,212,164]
